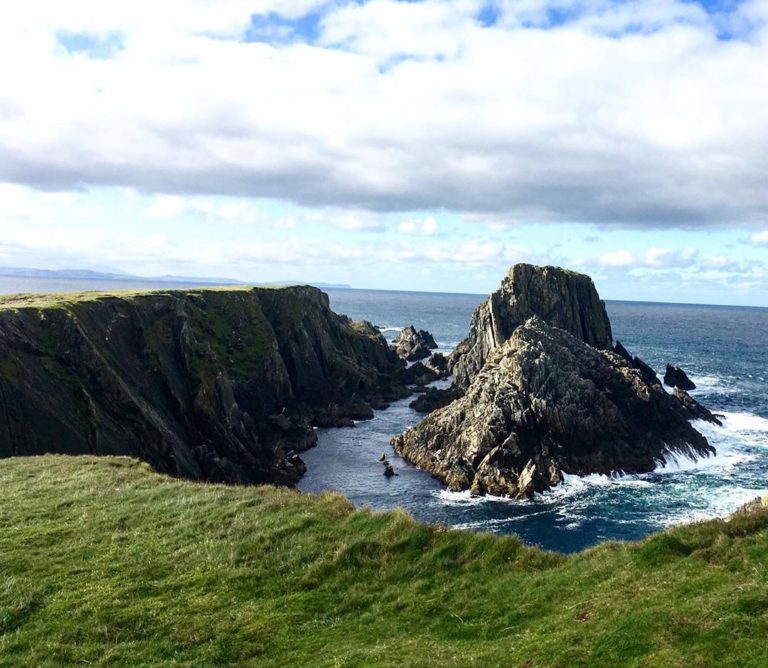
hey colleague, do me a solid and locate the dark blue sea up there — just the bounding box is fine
[299,288,768,553]
[2,277,766,553]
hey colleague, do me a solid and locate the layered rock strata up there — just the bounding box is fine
[0,286,404,485]
[450,264,612,389]
[393,317,715,498]
[394,264,718,498]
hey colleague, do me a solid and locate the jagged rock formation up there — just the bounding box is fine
[671,387,722,425]
[664,364,696,391]
[424,352,450,379]
[613,340,661,385]
[393,318,715,498]
[391,325,438,361]
[0,286,404,485]
[450,264,612,389]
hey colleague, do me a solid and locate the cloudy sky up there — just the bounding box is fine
[1,1,767,305]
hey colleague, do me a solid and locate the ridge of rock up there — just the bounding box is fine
[450,264,612,389]
[393,317,714,498]
[0,286,404,485]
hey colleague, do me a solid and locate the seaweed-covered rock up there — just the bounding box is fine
[393,318,714,498]
[450,264,612,389]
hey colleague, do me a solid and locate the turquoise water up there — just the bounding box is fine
[2,278,766,552]
[298,289,768,553]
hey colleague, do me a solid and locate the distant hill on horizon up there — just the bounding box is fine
[0,266,352,290]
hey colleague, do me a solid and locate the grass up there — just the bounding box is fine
[0,285,283,311]
[1,456,768,667]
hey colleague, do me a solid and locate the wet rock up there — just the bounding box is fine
[664,364,696,391]
[383,463,396,478]
[671,388,722,425]
[400,361,439,386]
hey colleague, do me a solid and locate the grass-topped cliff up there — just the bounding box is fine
[2,455,767,667]
[0,286,404,485]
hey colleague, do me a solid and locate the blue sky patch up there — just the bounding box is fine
[56,32,124,59]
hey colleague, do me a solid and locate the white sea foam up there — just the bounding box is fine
[434,489,519,506]
[378,326,404,333]
[653,487,768,528]
[717,411,768,433]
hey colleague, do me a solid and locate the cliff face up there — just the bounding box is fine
[451,264,612,389]
[0,286,402,485]
[393,318,714,498]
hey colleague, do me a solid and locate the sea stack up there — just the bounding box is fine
[449,263,612,389]
[393,264,717,498]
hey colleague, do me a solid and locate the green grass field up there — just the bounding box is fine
[1,455,767,667]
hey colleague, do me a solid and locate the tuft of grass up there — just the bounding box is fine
[1,456,768,667]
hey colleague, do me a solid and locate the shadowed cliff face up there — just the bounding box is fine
[0,286,402,485]
[450,264,612,389]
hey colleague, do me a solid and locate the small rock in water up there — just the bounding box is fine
[664,364,696,391]
[383,463,396,477]
[378,453,387,462]
[391,325,438,361]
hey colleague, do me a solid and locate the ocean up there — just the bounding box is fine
[2,277,767,553]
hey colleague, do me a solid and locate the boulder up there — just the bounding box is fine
[393,317,714,498]
[391,325,438,361]
[664,364,696,391]
[450,264,612,389]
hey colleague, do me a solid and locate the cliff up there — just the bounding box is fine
[393,317,714,498]
[450,263,612,389]
[393,264,717,498]
[0,286,403,484]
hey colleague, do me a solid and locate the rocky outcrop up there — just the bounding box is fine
[613,340,660,386]
[671,388,722,425]
[424,352,450,379]
[0,286,404,485]
[450,264,612,389]
[391,326,438,361]
[409,386,462,414]
[664,364,696,391]
[393,318,714,498]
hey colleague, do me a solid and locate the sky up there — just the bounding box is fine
[0,1,767,305]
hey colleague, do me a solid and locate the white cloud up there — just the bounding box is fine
[0,1,768,228]
[599,250,636,267]
[399,216,439,235]
[751,230,768,246]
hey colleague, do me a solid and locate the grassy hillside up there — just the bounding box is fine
[1,456,767,667]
